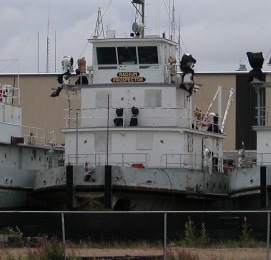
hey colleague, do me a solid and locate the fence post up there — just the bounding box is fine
[267,211,270,260]
[61,212,67,260]
[163,212,167,260]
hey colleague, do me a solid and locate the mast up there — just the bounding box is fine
[93,7,105,39]
[202,87,220,125]
[46,4,50,73]
[132,0,145,37]
[38,31,40,73]
[221,88,235,133]
[55,31,57,73]
[171,0,175,41]
[178,16,181,62]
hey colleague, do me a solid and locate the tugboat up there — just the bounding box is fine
[0,79,63,209]
[32,0,233,210]
[229,52,271,209]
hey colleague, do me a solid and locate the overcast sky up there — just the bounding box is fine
[1,0,271,73]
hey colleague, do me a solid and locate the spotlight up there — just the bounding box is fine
[114,108,123,126]
[130,106,139,126]
[247,52,264,82]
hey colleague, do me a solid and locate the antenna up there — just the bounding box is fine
[171,0,176,41]
[168,0,171,39]
[38,31,40,73]
[46,4,50,73]
[93,8,105,39]
[55,31,57,73]
[178,16,181,62]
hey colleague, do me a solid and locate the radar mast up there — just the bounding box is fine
[131,0,145,38]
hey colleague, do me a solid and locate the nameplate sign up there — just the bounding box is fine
[111,72,146,83]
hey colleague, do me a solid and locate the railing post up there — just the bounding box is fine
[163,212,167,260]
[61,212,67,260]
[195,153,196,169]
[267,211,270,260]
[75,112,79,166]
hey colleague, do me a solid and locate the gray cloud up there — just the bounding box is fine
[1,0,271,73]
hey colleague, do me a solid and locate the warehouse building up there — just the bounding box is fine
[0,71,270,151]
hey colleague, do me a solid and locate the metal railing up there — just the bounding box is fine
[43,152,225,173]
[63,107,229,138]
[65,152,150,168]
[225,151,271,168]
[41,149,271,174]
[22,126,46,146]
[160,153,223,171]
[255,106,271,127]
[65,107,192,128]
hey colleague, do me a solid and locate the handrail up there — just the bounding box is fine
[255,106,271,127]
[22,126,46,146]
[63,106,224,132]
[160,153,223,172]
[225,151,271,168]
[41,151,271,171]
[64,153,150,168]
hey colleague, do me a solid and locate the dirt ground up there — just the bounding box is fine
[167,247,267,260]
[0,246,267,259]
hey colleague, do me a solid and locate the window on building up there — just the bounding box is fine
[96,46,158,66]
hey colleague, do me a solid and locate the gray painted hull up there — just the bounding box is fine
[229,165,271,209]
[33,165,231,211]
[0,167,35,209]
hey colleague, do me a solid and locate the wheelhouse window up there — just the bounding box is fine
[96,46,158,66]
[97,47,117,65]
[117,47,137,65]
[138,46,158,64]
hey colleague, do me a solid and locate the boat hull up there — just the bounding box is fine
[0,167,37,209]
[33,165,232,211]
[229,165,271,209]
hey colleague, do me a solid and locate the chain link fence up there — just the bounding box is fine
[0,211,269,259]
